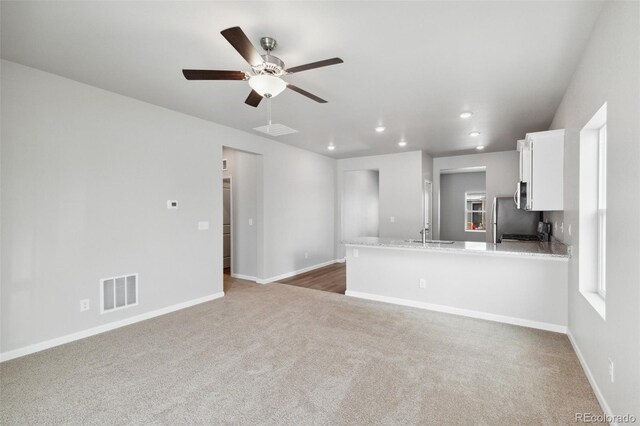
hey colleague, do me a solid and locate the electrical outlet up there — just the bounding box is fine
[559,222,564,233]
[609,359,615,383]
[304,252,309,259]
[80,299,90,312]
[568,224,572,236]
[353,249,359,258]
[419,278,426,289]
[390,216,395,223]
[167,200,178,209]
[554,221,558,232]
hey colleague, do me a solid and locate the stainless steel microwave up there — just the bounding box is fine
[515,181,528,210]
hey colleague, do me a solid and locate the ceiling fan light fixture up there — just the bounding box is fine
[248,74,286,98]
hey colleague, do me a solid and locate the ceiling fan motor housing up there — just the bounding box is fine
[254,55,285,76]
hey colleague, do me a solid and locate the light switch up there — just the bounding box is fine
[248,218,253,226]
[390,216,395,223]
[198,221,209,230]
[353,248,359,258]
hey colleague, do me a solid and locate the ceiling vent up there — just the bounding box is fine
[253,123,298,137]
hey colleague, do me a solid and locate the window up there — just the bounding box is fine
[597,124,607,298]
[579,102,607,319]
[465,192,486,232]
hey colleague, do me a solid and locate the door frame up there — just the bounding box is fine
[424,179,433,239]
[223,176,233,275]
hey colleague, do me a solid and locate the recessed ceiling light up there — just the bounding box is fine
[469,131,481,137]
[476,145,485,150]
[398,141,407,147]
[460,111,473,119]
[375,126,386,133]
[327,144,336,151]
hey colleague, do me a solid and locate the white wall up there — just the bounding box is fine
[343,170,379,241]
[422,151,434,182]
[546,1,640,418]
[433,151,519,243]
[1,60,336,356]
[222,147,260,279]
[440,172,487,242]
[336,151,424,257]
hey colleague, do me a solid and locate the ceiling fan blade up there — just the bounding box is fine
[286,84,327,103]
[220,26,264,68]
[286,58,343,74]
[245,90,262,107]
[182,70,247,80]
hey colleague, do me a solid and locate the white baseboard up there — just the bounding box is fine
[345,290,567,333]
[230,272,258,282]
[567,329,616,424]
[257,259,340,284]
[0,292,225,363]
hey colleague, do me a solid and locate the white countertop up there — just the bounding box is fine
[343,237,569,259]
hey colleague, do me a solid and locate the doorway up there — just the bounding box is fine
[439,168,487,242]
[221,147,262,291]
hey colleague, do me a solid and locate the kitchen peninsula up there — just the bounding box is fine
[344,237,569,332]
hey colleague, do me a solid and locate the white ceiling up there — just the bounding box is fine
[0,1,603,158]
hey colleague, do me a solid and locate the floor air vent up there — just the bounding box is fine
[253,123,298,136]
[101,274,138,313]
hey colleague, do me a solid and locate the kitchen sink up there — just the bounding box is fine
[405,239,455,244]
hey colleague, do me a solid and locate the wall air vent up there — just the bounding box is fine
[253,123,298,137]
[101,274,138,313]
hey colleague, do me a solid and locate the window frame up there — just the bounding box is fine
[597,124,607,299]
[578,102,607,320]
[464,191,487,233]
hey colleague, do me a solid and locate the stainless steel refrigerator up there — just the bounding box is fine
[491,197,541,243]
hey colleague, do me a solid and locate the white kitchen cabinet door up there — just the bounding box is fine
[527,129,564,211]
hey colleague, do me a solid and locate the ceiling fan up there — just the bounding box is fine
[182,26,343,107]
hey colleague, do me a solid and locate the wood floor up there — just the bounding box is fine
[224,263,346,294]
[223,269,254,293]
[277,262,346,294]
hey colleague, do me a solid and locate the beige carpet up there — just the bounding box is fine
[1,281,603,425]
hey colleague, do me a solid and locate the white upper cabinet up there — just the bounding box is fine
[518,129,564,211]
